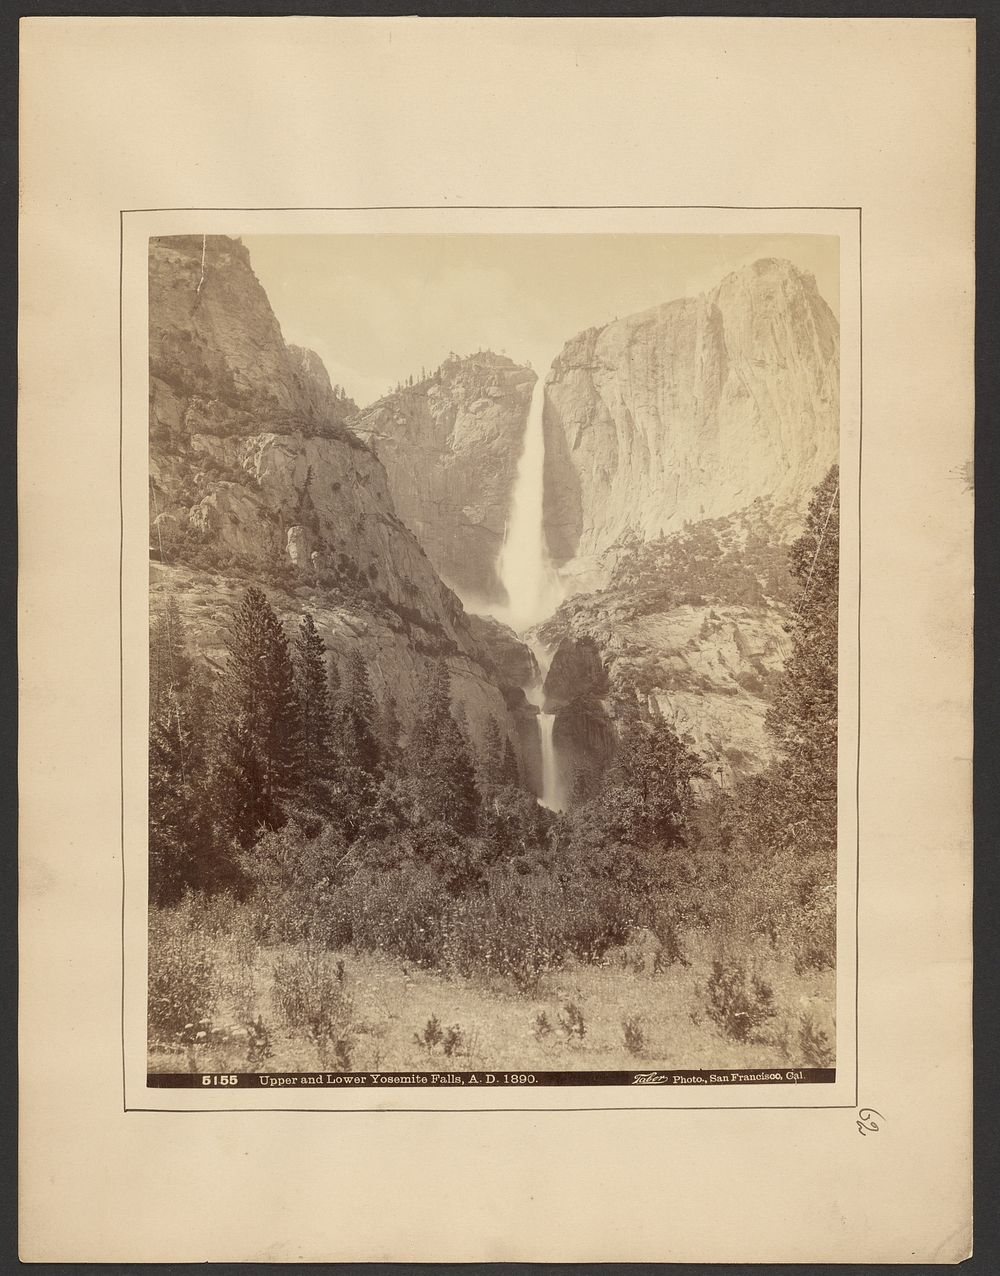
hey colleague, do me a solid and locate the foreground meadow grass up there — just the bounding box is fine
[148,900,836,1075]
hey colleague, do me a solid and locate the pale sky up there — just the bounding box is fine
[242,234,840,408]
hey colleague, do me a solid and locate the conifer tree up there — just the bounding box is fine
[764,463,839,844]
[150,595,190,711]
[431,711,479,835]
[719,467,840,969]
[410,661,479,833]
[580,715,704,852]
[501,733,520,788]
[410,661,452,762]
[148,597,213,901]
[212,587,302,847]
[479,717,519,792]
[292,612,335,812]
[379,693,403,768]
[340,649,381,776]
[480,717,505,791]
[617,717,705,848]
[328,653,342,704]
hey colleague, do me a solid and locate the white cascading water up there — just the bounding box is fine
[497,369,563,633]
[536,713,561,811]
[497,366,565,811]
[522,639,563,811]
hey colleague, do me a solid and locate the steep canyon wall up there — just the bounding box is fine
[148,235,534,772]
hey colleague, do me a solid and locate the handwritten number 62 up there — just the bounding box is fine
[857,1108,885,1136]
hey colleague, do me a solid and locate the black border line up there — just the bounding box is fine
[122,205,862,1115]
[123,204,862,211]
[857,204,862,1112]
[119,208,127,1114]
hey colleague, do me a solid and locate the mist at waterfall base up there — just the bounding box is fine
[494,367,567,812]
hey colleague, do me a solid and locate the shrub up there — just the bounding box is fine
[320,839,644,992]
[622,1014,646,1056]
[191,893,264,1020]
[798,1011,835,1067]
[413,1015,444,1052]
[558,1001,587,1040]
[533,1011,554,1042]
[148,903,218,1046]
[271,944,355,1068]
[240,822,347,944]
[442,1024,466,1057]
[704,960,776,1043]
[328,861,450,966]
[246,1014,272,1067]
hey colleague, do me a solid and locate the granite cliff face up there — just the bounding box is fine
[526,258,838,792]
[150,237,359,431]
[542,258,839,590]
[149,239,837,802]
[352,353,535,604]
[148,235,532,769]
[535,504,802,792]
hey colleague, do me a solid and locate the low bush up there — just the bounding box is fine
[798,1010,835,1067]
[558,1001,587,1041]
[413,1015,444,1051]
[271,943,355,1069]
[240,822,347,944]
[148,901,218,1046]
[533,1011,554,1042]
[704,959,776,1043]
[622,1014,646,1056]
[700,833,835,978]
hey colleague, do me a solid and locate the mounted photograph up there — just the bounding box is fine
[143,231,843,1086]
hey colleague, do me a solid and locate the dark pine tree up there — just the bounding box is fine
[764,463,839,848]
[432,712,479,835]
[148,597,213,902]
[410,661,452,762]
[212,587,302,848]
[479,717,506,792]
[150,595,190,712]
[379,693,403,770]
[340,649,382,777]
[410,661,479,834]
[719,466,840,970]
[579,714,705,853]
[292,613,336,814]
[501,734,520,788]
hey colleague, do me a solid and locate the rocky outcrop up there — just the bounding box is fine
[352,353,535,603]
[149,236,358,432]
[464,613,540,689]
[539,598,790,791]
[535,507,799,789]
[542,636,609,712]
[542,258,839,590]
[148,235,533,769]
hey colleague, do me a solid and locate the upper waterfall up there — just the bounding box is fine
[496,365,564,633]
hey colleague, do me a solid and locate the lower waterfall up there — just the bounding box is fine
[523,639,563,812]
[536,712,562,812]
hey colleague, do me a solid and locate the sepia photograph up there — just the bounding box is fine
[145,231,842,1085]
[17,11,975,1260]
